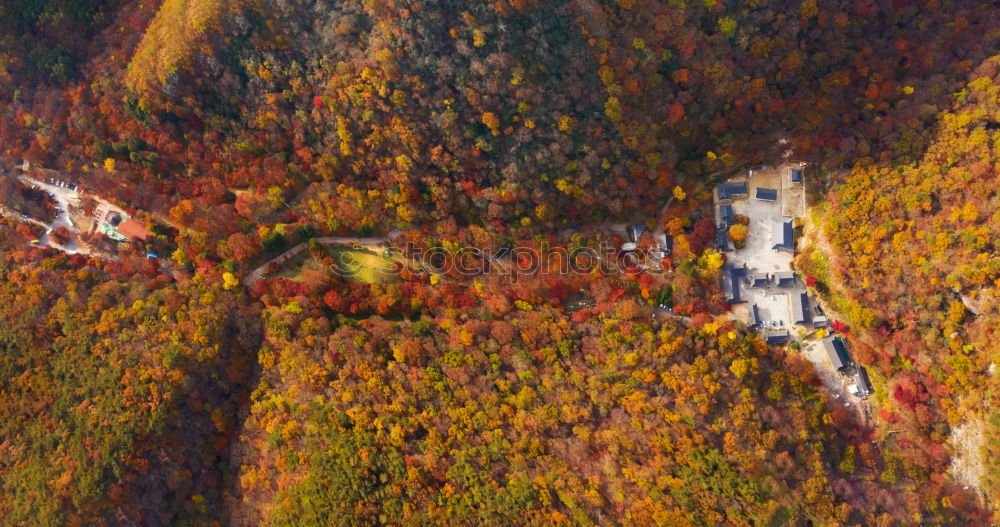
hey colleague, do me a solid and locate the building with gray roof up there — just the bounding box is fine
[719,204,734,226]
[716,181,749,201]
[822,336,851,372]
[791,292,810,325]
[748,271,770,288]
[626,223,647,243]
[722,264,746,304]
[851,367,873,397]
[774,271,796,288]
[771,218,794,251]
[756,187,778,201]
[764,329,789,344]
[749,303,761,327]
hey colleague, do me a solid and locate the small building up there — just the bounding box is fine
[747,271,770,288]
[791,292,810,325]
[655,233,672,256]
[626,223,647,243]
[719,204,734,226]
[716,181,748,201]
[775,271,796,288]
[811,302,828,326]
[649,235,672,261]
[790,168,803,184]
[764,329,789,345]
[716,228,730,252]
[822,336,851,372]
[850,367,874,397]
[755,187,778,202]
[117,219,152,242]
[98,214,151,243]
[771,218,794,251]
[722,264,746,304]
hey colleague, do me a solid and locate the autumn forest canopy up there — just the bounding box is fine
[0,0,997,525]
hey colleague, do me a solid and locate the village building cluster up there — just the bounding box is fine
[714,162,873,400]
[11,160,154,256]
[713,162,819,344]
[94,208,151,244]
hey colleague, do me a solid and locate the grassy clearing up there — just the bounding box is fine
[327,246,399,284]
[264,245,400,284]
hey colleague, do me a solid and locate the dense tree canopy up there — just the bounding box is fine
[812,59,1000,508]
[0,0,996,525]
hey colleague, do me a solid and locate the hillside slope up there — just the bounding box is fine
[810,56,1000,509]
[0,1,996,525]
